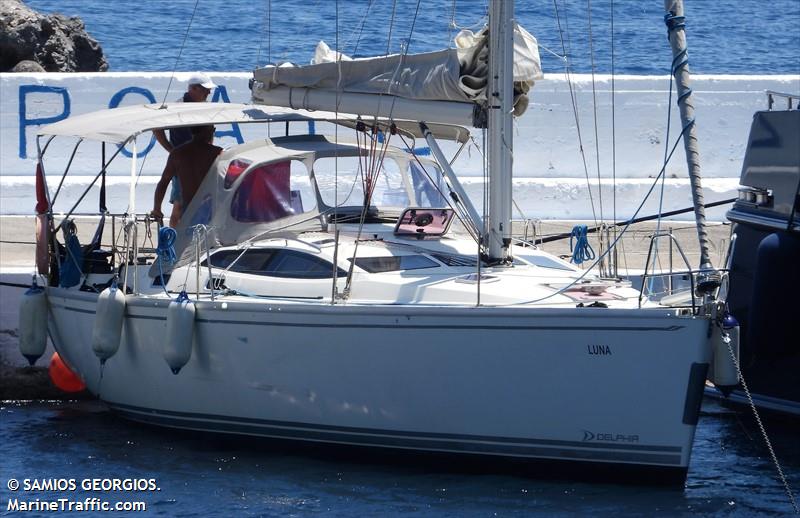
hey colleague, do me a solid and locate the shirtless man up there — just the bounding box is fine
[151,125,221,226]
[153,73,216,224]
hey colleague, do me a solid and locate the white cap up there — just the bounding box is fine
[187,73,216,90]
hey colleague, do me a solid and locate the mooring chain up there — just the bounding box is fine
[722,330,799,514]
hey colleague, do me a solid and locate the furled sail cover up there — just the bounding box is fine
[251,24,542,125]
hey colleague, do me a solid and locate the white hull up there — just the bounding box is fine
[48,288,711,475]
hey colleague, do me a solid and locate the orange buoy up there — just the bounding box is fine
[48,352,86,393]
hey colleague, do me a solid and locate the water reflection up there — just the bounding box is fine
[1,399,797,516]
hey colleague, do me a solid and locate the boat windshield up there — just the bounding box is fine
[228,159,317,223]
[312,155,448,211]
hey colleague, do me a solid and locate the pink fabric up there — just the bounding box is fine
[231,161,292,223]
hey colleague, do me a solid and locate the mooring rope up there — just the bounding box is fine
[569,224,596,265]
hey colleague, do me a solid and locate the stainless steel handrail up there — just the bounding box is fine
[639,231,696,313]
[766,90,799,111]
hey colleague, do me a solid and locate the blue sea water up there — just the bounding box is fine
[22,0,800,75]
[1,399,799,516]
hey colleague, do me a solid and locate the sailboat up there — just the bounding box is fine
[19,0,735,483]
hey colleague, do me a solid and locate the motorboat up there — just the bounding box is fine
[714,91,800,417]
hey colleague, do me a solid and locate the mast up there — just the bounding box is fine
[486,0,514,262]
[663,0,719,292]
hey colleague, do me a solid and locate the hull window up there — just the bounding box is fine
[351,255,439,273]
[205,248,344,278]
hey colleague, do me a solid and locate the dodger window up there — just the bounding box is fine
[230,160,315,223]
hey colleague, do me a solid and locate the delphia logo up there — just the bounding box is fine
[582,430,640,443]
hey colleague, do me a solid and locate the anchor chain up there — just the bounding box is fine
[722,328,799,514]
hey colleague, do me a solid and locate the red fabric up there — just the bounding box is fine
[35,162,48,214]
[224,159,251,189]
[35,214,49,275]
[231,161,292,222]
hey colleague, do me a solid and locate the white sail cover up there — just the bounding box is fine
[251,23,542,123]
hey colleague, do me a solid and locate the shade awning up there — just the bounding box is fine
[37,102,470,144]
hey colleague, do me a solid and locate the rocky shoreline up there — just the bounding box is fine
[0,0,107,72]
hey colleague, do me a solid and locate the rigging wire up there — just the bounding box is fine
[383,0,421,122]
[161,0,202,105]
[385,0,398,56]
[331,0,341,301]
[610,0,618,276]
[255,0,271,66]
[123,0,202,215]
[268,0,271,64]
[343,0,419,298]
[552,0,600,229]
[397,133,480,244]
[610,0,617,228]
[537,43,569,62]
[651,32,680,288]
[586,0,605,226]
[448,0,456,46]
[346,0,377,57]
[511,116,695,306]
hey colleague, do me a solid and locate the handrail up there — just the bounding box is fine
[766,90,799,111]
[120,218,137,295]
[191,224,215,302]
[518,218,540,248]
[639,230,696,313]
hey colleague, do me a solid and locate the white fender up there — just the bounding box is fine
[19,282,48,365]
[164,292,195,374]
[91,283,127,363]
[711,313,740,388]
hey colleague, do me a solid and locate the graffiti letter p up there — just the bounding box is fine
[19,85,71,158]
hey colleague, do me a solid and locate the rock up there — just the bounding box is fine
[0,0,108,72]
[10,58,44,72]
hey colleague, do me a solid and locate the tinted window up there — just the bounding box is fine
[206,248,343,278]
[266,250,343,278]
[352,255,439,273]
[206,249,274,274]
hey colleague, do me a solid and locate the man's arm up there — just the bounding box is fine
[153,129,173,153]
[152,157,175,220]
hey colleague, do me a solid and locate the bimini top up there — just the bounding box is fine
[37,102,470,144]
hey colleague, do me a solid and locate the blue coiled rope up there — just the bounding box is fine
[569,225,595,265]
[156,226,177,294]
[157,226,177,264]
